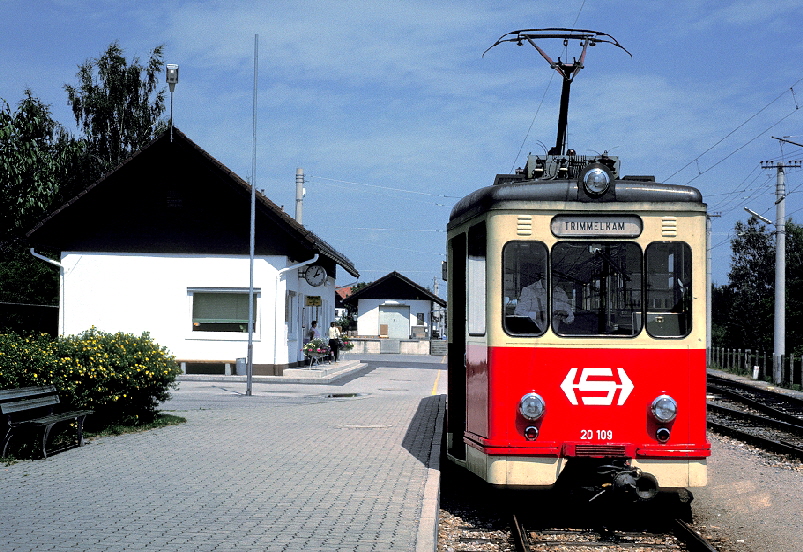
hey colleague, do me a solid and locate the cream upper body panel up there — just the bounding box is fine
[449,198,707,350]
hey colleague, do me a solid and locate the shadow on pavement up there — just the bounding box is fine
[401,394,445,466]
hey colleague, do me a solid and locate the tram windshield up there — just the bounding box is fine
[552,242,642,336]
[503,240,692,338]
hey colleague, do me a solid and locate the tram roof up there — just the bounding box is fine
[448,178,704,229]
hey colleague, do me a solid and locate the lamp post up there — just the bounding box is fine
[166,64,178,141]
[246,36,258,396]
[744,203,782,383]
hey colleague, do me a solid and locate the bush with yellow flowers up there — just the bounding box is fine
[0,328,180,428]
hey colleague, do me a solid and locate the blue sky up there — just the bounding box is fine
[3,1,803,295]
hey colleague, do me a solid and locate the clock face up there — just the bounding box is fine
[304,265,327,287]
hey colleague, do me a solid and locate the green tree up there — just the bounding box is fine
[0,92,76,332]
[1,42,169,334]
[785,222,803,355]
[722,217,803,355]
[65,41,167,179]
[0,91,81,243]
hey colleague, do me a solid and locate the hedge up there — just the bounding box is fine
[0,327,181,427]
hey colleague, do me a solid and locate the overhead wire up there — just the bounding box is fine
[308,175,461,207]
[666,77,803,184]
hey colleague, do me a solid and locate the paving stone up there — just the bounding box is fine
[0,357,446,551]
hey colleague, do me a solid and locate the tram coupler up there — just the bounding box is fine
[559,458,660,502]
[611,467,659,501]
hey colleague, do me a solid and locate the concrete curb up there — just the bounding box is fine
[416,394,445,551]
[177,360,366,385]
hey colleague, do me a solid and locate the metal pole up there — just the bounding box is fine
[706,215,712,367]
[246,34,258,396]
[295,168,304,224]
[706,212,721,367]
[773,163,785,384]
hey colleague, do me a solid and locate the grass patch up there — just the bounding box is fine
[1,412,186,462]
[85,412,186,438]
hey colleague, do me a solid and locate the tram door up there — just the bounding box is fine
[447,234,467,460]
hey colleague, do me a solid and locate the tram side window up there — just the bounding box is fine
[467,223,487,336]
[552,242,643,336]
[503,241,548,336]
[645,242,692,337]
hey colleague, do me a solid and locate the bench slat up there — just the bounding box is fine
[10,410,93,427]
[0,394,60,415]
[0,385,58,402]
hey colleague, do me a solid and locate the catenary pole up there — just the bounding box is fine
[774,163,785,384]
[759,155,801,383]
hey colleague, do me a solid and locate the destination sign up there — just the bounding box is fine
[551,215,642,238]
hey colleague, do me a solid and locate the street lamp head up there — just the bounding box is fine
[743,207,773,225]
[166,64,179,92]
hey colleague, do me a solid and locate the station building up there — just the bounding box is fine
[27,128,358,376]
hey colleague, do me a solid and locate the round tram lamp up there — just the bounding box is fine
[579,162,613,197]
[518,392,546,421]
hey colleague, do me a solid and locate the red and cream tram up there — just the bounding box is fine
[445,154,710,499]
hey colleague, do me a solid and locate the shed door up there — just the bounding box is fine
[379,306,410,339]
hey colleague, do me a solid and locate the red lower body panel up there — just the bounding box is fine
[464,345,710,460]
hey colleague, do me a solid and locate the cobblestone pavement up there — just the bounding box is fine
[0,356,446,551]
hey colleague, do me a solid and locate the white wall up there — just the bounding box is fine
[58,252,335,366]
[356,298,434,337]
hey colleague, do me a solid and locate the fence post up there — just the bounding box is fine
[786,354,793,386]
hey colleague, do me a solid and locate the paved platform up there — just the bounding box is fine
[0,355,447,551]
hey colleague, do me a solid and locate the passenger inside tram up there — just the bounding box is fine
[513,276,575,332]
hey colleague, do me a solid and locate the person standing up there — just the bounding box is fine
[307,321,320,342]
[328,322,342,362]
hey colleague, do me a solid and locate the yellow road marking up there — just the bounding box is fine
[431,369,443,395]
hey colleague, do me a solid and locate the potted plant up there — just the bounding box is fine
[302,339,331,366]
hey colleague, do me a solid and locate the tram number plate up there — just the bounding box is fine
[581,429,613,440]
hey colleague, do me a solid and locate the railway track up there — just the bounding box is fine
[707,375,803,460]
[511,513,718,551]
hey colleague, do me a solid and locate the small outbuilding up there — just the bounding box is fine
[343,271,445,342]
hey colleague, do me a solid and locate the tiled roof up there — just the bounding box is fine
[28,127,359,277]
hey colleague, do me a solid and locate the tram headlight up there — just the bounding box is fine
[518,392,546,421]
[579,162,613,197]
[651,395,678,423]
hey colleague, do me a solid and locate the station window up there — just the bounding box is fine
[552,242,643,336]
[191,291,256,333]
[645,242,692,337]
[503,241,548,335]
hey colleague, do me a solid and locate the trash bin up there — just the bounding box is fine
[235,357,247,376]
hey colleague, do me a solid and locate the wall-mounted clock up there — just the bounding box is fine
[304,265,327,287]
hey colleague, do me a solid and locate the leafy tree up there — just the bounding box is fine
[785,222,803,355]
[1,42,168,334]
[0,91,81,243]
[720,217,803,355]
[0,92,77,332]
[64,41,167,179]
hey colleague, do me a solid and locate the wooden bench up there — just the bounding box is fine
[0,385,93,459]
